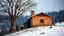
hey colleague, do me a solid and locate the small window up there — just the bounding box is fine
[40,19,44,23]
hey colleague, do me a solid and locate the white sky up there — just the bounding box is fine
[24,0,64,16]
[35,0,64,12]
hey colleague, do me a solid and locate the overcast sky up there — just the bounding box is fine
[35,0,64,12]
[0,0,64,16]
[24,0,64,16]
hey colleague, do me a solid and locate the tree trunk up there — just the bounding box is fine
[9,19,15,33]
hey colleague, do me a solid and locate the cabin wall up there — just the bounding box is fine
[24,19,32,29]
[32,16,52,26]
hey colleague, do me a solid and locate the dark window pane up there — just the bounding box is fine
[40,19,44,23]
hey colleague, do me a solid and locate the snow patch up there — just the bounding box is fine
[55,22,64,26]
[5,26,64,36]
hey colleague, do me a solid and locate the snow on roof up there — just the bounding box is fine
[32,12,52,18]
[27,12,52,19]
[24,12,52,23]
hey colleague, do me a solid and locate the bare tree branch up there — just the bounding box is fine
[14,0,21,17]
[16,0,30,15]
[0,3,8,13]
[16,0,37,17]
[0,0,37,32]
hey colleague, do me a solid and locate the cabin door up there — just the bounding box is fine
[28,20,30,28]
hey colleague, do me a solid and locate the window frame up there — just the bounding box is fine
[40,18,44,23]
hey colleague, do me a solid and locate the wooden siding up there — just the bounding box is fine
[32,15,52,26]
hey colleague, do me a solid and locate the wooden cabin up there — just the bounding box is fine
[24,11,52,28]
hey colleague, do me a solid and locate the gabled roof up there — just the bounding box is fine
[27,12,52,19]
[24,12,52,24]
[32,12,52,18]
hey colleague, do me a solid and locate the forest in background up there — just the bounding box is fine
[47,10,64,23]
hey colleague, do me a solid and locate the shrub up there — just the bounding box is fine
[16,24,19,31]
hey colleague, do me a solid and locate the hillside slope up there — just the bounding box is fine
[5,26,64,36]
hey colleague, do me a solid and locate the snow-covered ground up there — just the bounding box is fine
[55,22,64,26]
[5,26,64,36]
[4,22,64,36]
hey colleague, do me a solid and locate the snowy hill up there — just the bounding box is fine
[5,26,64,36]
[55,22,64,26]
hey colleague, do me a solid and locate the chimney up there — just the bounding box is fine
[31,10,34,16]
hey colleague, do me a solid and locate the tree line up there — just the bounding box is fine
[47,10,64,24]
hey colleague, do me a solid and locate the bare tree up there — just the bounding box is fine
[0,0,37,33]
